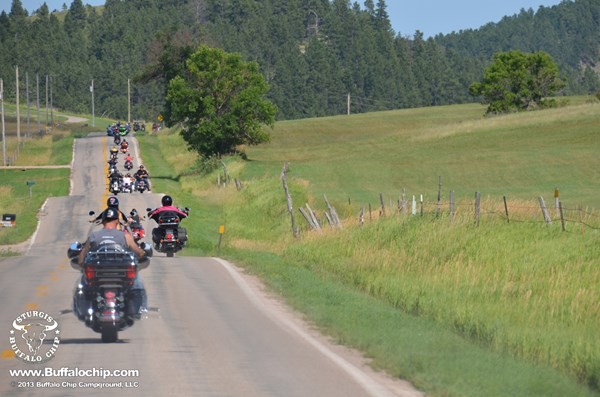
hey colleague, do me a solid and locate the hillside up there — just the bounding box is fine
[134,98,600,396]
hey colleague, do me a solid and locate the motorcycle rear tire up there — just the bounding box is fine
[166,252,174,258]
[101,323,118,343]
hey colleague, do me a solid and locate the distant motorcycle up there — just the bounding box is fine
[135,179,147,193]
[124,160,133,171]
[121,180,132,194]
[109,177,121,195]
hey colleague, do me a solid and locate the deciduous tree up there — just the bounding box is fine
[166,45,277,158]
[469,50,564,114]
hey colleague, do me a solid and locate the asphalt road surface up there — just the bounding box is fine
[0,134,422,397]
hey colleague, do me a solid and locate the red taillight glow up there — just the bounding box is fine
[165,233,174,240]
[84,266,95,281]
[126,267,136,280]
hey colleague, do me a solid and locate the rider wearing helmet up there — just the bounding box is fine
[147,195,189,245]
[74,208,149,320]
[134,165,150,191]
[91,196,128,225]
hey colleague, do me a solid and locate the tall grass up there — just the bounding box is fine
[282,212,599,387]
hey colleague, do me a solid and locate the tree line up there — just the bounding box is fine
[0,0,598,121]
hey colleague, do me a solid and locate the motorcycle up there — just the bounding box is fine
[124,160,133,171]
[109,177,121,195]
[121,180,133,194]
[108,161,118,176]
[136,179,147,193]
[67,242,152,343]
[147,207,189,257]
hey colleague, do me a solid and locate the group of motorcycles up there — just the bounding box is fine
[107,138,149,195]
[65,128,190,343]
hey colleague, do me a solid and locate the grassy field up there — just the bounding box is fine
[136,97,600,396]
[2,97,599,396]
[0,108,108,251]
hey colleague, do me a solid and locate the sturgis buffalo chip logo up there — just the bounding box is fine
[9,310,61,363]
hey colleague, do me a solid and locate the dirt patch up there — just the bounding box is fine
[63,115,88,124]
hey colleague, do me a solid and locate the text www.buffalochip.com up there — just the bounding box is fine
[9,367,140,379]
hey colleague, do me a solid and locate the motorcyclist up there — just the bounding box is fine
[91,196,128,226]
[122,173,133,191]
[120,139,129,153]
[147,195,189,246]
[134,165,150,191]
[110,146,119,159]
[107,157,118,173]
[127,208,146,241]
[74,208,149,319]
[108,168,123,192]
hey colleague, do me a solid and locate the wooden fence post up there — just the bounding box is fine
[474,191,481,226]
[538,196,552,224]
[379,193,386,217]
[558,201,566,231]
[281,162,299,238]
[503,196,510,223]
[401,188,407,214]
[359,206,364,227]
[323,194,341,228]
[579,206,585,236]
[449,191,455,224]
[436,176,442,218]
[305,203,321,231]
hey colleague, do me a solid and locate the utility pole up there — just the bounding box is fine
[127,78,131,125]
[50,75,53,128]
[45,75,49,133]
[15,66,20,144]
[1,79,6,166]
[26,72,30,138]
[347,93,350,115]
[90,79,95,127]
[36,74,41,135]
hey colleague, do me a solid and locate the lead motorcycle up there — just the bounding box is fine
[147,206,189,257]
[67,240,152,343]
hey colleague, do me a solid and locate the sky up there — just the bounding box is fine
[2,0,564,38]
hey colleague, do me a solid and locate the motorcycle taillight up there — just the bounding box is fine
[126,267,136,282]
[84,265,95,282]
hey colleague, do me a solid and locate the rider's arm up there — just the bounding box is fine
[77,240,91,266]
[124,233,146,263]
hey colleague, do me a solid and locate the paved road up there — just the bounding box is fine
[0,134,422,397]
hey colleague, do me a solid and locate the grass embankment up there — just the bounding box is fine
[0,110,110,252]
[138,98,600,397]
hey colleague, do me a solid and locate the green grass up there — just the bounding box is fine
[0,168,70,246]
[136,98,600,396]
[246,101,600,210]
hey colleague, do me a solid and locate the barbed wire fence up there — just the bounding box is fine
[285,173,600,236]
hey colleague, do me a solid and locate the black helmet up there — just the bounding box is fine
[107,196,119,208]
[103,208,119,221]
[161,195,173,206]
